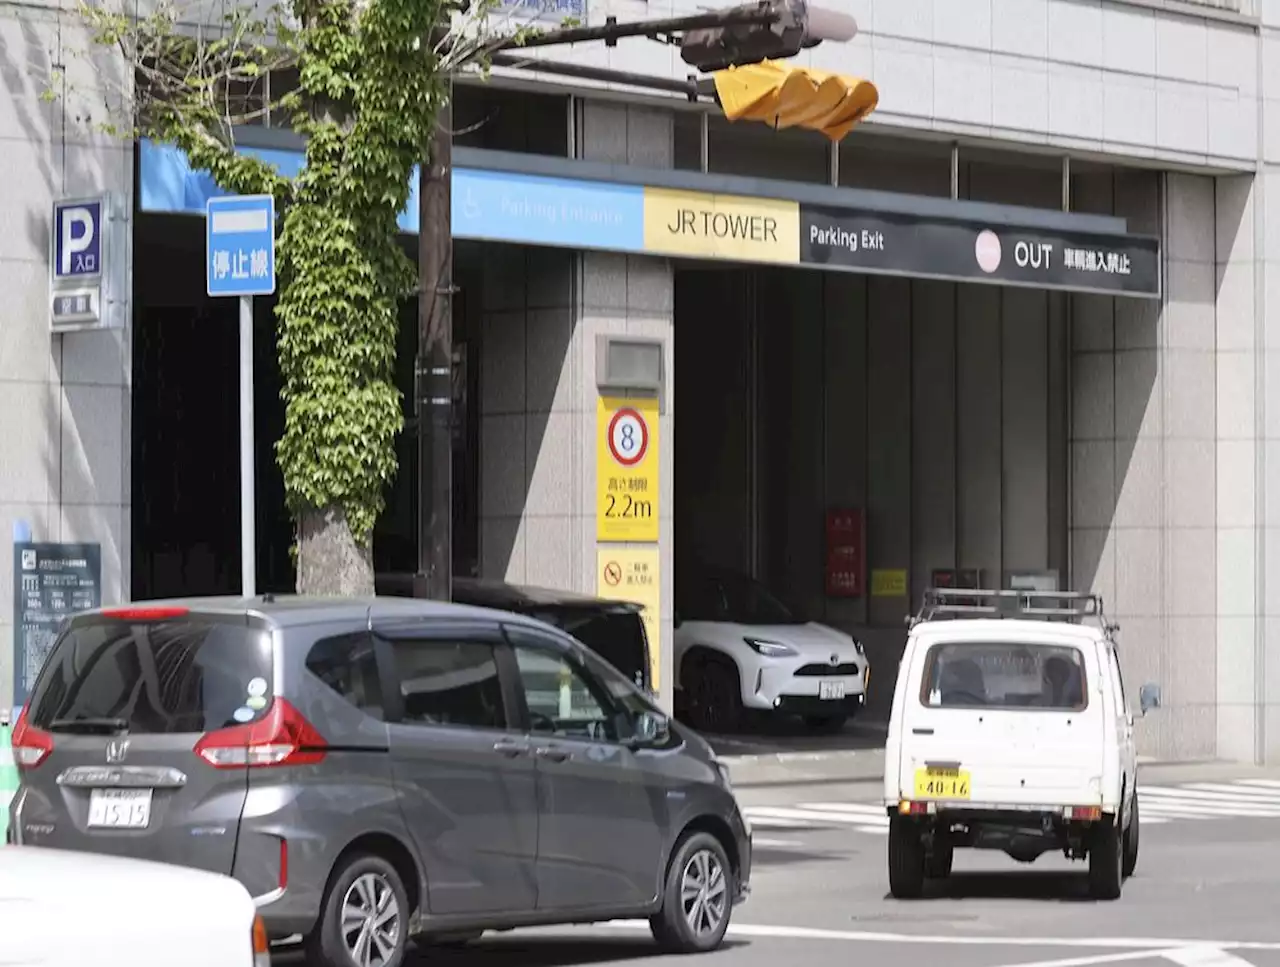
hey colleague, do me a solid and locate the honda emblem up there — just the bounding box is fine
[105,738,130,764]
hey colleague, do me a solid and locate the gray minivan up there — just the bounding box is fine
[8,596,751,967]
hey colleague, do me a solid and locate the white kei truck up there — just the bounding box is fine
[882,588,1161,901]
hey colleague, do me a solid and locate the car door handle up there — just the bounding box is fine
[534,746,573,763]
[912,728,934,735]
[493,741,528,758]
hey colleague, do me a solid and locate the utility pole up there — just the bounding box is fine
[416,86,454,602]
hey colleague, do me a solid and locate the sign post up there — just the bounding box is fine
[206,194,276,598]
[50,196,121,332]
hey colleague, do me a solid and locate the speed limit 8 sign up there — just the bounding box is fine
[596,396,659,542]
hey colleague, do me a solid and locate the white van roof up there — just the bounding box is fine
[911,617,1106,645]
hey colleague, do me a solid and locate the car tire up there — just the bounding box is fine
[1122,796,1139,879]
[308,853,410,967]
[1088,816,1124,900]
[803,714,848,732]
[924,842,953,879]
[686,655,744,734]
[888,817,926,899]
[650,831,734,953]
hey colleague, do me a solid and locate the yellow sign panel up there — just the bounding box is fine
[643,187,800,264]
[597,547,662,691]
[871,569,908,598]
[596,396,660,542]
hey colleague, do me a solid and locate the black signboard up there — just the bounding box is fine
[12,542,101,708]
[799,205,1160,298]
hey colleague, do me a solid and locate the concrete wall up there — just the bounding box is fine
[477,101,677,710]
[0,2,132,704]
[524,0,1261,174]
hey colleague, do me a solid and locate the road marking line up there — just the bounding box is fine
[1140,805,1238,819]
[744,816,820,830]
[1163,945,1258,967]
[799,802,890,815]
[1181,783,1280,799]
[745,806,890,825]
[1143,787,1280,804]
[995,948,1186,967]
[601,921,1280,951]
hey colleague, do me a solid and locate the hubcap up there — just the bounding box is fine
[341,872,401,967]
[681,849,728,939]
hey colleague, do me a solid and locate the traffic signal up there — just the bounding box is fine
[712,59,878,141]
[680,0,857,73]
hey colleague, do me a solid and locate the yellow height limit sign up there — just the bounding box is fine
[597,396,659,542]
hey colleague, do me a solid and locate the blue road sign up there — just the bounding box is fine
[206,194,276,297]
[53,199,103,279]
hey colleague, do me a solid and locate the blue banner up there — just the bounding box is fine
[139,139,644,250]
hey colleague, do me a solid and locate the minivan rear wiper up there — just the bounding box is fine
[47,716,129,734]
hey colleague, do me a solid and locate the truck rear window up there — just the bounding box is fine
[921,642,1087,711]
[27,615,274,734]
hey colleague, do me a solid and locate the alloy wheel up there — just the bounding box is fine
[680,848,728,939]
[341,871,401,967]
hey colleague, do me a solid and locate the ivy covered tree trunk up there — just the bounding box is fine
[73,0,510,597]
[296,506,374,595]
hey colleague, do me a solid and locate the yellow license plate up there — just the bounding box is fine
[913,767,971,800]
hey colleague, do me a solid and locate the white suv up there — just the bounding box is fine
[674,569,869,733]
[882,589,1161,900]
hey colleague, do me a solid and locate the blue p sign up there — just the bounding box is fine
[54,200,102,279]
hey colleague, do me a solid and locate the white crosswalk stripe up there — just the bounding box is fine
[744,780,1280,836]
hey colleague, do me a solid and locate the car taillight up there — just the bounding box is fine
[194,698,326,769]
[252,913,271,967]
[100,605,190,620]
[11,705,53,769]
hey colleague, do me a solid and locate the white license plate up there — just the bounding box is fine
[819,680,846,700]
[87,788,153,829]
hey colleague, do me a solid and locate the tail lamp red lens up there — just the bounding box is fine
[194,698,327,769]
[11,705,53,769]
[100,606,191,620]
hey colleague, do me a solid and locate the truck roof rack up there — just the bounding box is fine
[909,587,1118,636]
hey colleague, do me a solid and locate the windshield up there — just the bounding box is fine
[683,574,802,625]
[921,641,1088,711]
[28,616,274,734]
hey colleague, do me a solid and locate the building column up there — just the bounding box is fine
[574,102,675,710]
[475,100,676,711]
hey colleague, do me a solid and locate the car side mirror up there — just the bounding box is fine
[630,710,670,747]
[1139,682,1161,716]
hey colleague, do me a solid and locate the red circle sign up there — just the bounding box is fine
[603,562,622,586]
[607,407,649,467]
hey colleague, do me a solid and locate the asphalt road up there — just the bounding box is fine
[279,774,1280,967]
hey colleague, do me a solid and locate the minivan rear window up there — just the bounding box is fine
[921,642,1088,711]
[28,616,274,734]
[532,608,650,690]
